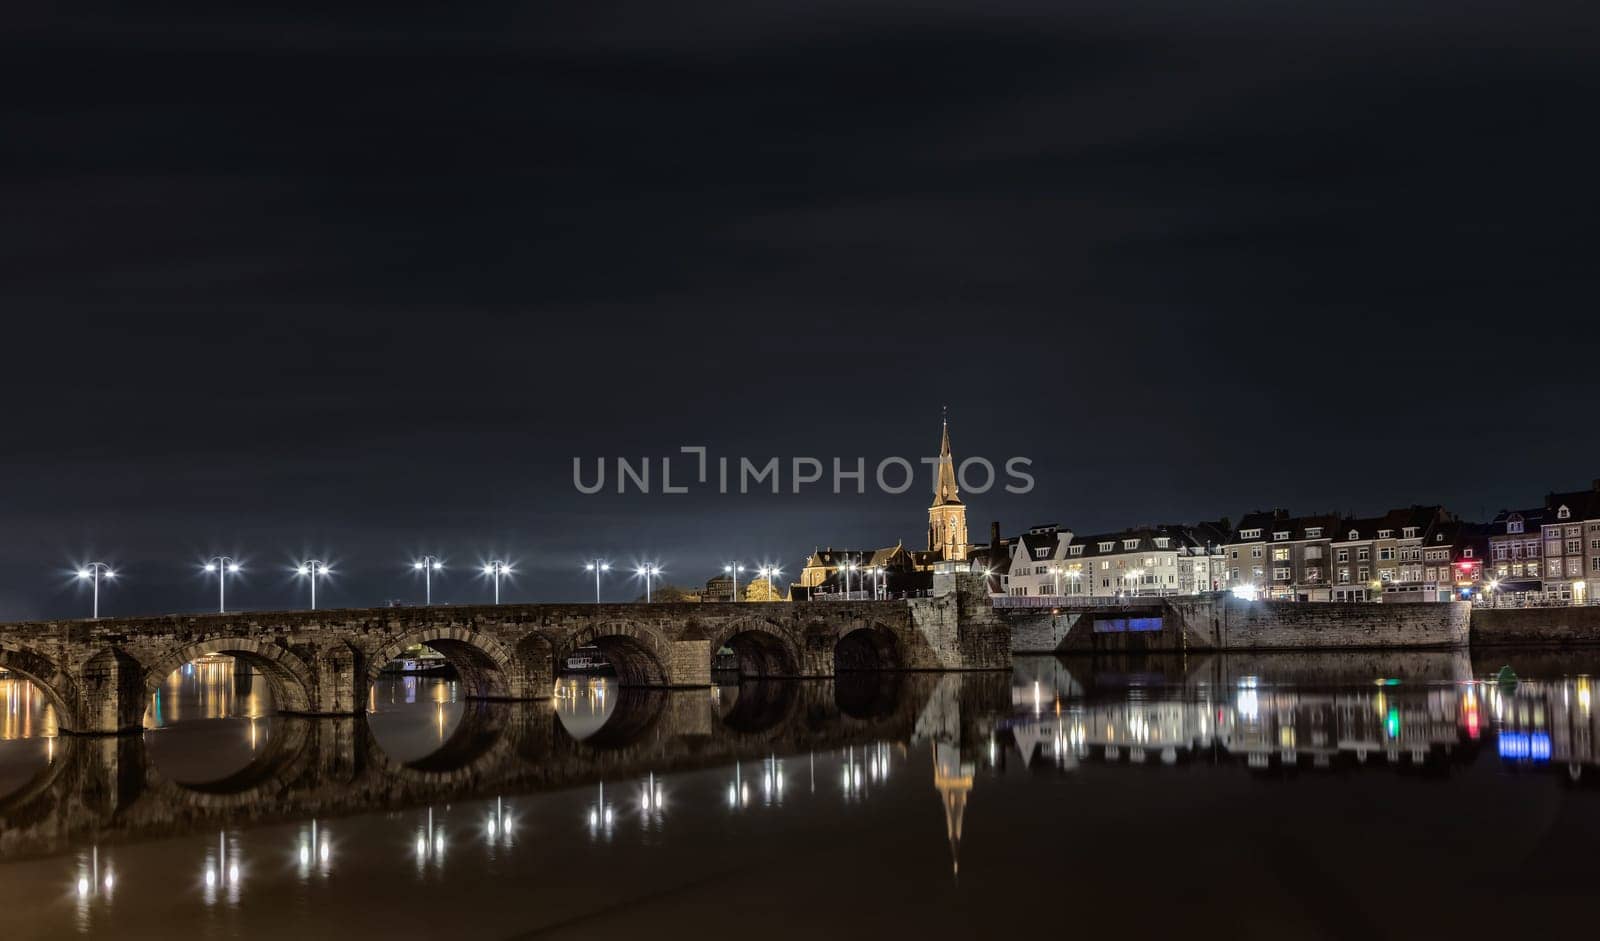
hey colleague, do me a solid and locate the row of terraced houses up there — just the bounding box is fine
[1000,479,1600,605]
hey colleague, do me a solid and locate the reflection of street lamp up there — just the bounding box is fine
[76,562,116,619]
[587,782,615,839]
[201,557,242,613]
[412,557,443,605]
[582,560,610,604]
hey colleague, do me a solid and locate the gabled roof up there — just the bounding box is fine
[1069,524,1214,559]
[1231,509,1289,541]
[1488,507,1548,536]
[1545,485,1600,524]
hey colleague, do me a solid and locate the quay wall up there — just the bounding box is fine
[1470,605,1600,647]
[1005,597,1472,654]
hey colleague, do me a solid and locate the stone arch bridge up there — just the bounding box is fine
[0,576,1008,734]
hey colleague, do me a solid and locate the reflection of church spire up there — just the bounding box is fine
[932,742,973,881]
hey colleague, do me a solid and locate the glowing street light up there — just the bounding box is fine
[482,560,513,605]
[635,563,661,603]
[76,562,116,619]
[864,564,883,599]
[294,560,331,610]
[756,565,783,600]
[583,560,611,604]
[412,556,444,605]
[723,563,745,602]
[201,557,242,614]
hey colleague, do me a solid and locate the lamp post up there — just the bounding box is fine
[723,564,744,602]
[582,560,610,604]
[76,562,116,619]
[483,561,513,605]
[636,563,660,603]
[201,557,242,614]
[294,560,331,610]
[412,557,443,605]
[755,566,783,601]
[1129,568,1145,598]
[845,561,858,599]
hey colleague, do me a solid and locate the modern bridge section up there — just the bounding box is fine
[0,573,1009,734]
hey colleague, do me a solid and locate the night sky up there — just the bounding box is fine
[3,2,1596,618]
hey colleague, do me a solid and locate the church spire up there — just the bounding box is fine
[933,408,960,507]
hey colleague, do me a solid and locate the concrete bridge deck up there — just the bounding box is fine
[0,572,1009,734]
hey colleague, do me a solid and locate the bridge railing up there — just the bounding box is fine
[992,592,1182,609]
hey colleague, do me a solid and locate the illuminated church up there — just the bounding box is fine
[797,416,975,595]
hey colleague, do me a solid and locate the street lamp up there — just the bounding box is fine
[483,560,513,605]
[635,563,661,603]
[723,563,745,602]
[755,566,783,601]
[76,562,116,619]
[1129,568,1145,598]
[582,560,611,604]
[412,557,444,605]
[294,560,332,610]
[845,561,859,598]
[201,557,242,614]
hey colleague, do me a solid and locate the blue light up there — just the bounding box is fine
[1498,731,1552,762]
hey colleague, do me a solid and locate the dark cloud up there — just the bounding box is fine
[1,1,1596,616]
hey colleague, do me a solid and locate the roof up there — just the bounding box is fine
[1231,509,1289,541]
[1230,512,1342,543]
[1067,524,1216,559]
[1488,507,1547,536]
[1335,506,1447,542]
[1545,484,1600,524]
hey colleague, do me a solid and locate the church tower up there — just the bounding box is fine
[927,413,969,560]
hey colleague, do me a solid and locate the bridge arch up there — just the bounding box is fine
[0,645,77,731]
[367,628,516,700]
[560,620,669,687]
[709,618,801,678]
[144,639,316,716]
[833,623,903,673]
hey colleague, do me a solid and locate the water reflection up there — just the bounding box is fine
[0,676,58,801]
[9,651,1600,936]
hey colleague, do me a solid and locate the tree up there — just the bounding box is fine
[635,584,699,603]
[743,579,786,602]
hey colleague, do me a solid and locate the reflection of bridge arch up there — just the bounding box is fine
[0,645,78,731]
[365,701,516,784]
[711,619,801,678]
[367,628,516,700]
[560,621,670,687]
[144,639,315,716]
[559,687,669,749]
[718,678,800,735]
[143,718,315,807]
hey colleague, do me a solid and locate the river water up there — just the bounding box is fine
[1,649,1598,938]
